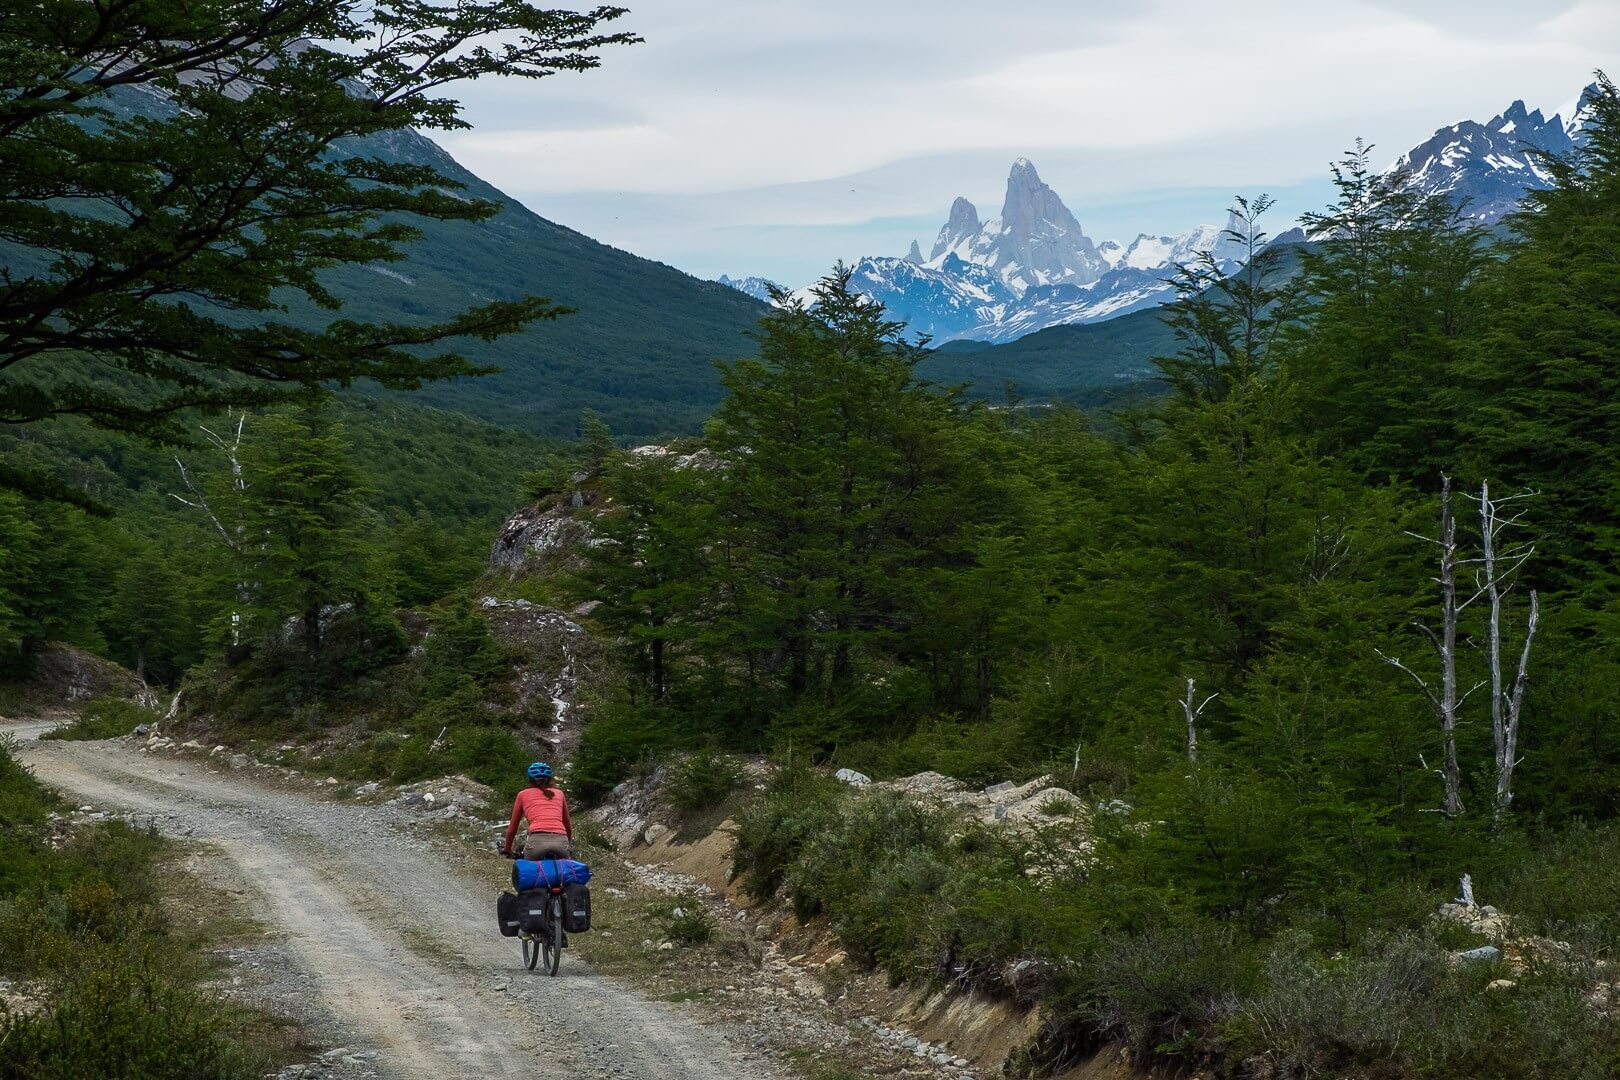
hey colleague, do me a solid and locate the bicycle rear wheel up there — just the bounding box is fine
[541,896,562,976]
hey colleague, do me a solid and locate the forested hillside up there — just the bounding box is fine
[0,393,563,685]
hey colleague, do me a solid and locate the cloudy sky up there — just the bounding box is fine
[439,0,1620,286]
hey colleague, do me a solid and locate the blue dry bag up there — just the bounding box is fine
[512,858,592,891]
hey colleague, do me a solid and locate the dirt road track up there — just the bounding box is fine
[9,724,772,1080]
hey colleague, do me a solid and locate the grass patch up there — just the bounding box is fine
[0,742,291,1079]
[39,696,157,742]
[653,894,715,947]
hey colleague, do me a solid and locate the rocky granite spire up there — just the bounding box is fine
[981,159,1107,291]
[929,196,982,261]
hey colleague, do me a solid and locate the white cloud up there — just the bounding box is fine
[436,0,1620,283]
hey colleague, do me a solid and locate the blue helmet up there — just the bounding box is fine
[527,761,553,781]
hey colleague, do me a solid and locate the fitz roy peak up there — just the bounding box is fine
[928,159,1110,292]
[811,158,1252,345]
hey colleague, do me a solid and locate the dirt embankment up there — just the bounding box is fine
[583,770,1164,1080]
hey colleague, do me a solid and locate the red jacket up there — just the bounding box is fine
[504,785,572,851]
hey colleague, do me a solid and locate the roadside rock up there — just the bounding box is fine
[1451,945,1502,964]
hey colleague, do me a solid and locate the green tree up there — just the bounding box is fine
[1287,142,1487,482]
[705,267,982,743]
[388,506,478,608]
[0,2,635,498]
[1461,75,1620,605]
[238,402,372,657]
[1155,196,1297,406]
[103,547,194,685]
[578,448,719,702]
[579,408,617,466]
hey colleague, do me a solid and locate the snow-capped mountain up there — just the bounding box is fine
[843,254,1017,342]
[1390,82,1599,222]
[926,159,1111,292]
[750,81,1601,347]
[833,159,1253,343]
[715,274,783,303]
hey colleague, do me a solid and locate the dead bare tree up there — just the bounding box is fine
[1378,476,1541,819]
[1376,475,1473,816]
[1181,677,1218,764]
[1471,481,1539,821]
[170,412,250,644]
[170,412,247,549]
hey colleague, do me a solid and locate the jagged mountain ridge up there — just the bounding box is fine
[722,159,1254,345]
[720,81,1601,347]
[715,274,783,303]
[1390,82,1599,222]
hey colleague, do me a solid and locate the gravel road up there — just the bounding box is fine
[9,723,772,1080]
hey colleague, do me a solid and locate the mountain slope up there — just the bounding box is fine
[303,128,769,438]
[918,303,1179,403]
[8,87,770,441]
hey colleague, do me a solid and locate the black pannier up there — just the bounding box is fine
[562,882,592,933]
[518,888,552,934]
[496,890,521,937]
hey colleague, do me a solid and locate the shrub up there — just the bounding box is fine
[659,897,714,946]
[1076,920,1258,1059]
[667,749,744,813]
[839,715,1030,786]
[0,943,261,1080]
[1496,822,1620,949]
[0,744,268,1079]
[41,696,157,742]
[572,699,681,802]
[731,766,844,901]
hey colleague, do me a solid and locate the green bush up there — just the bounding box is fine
[1076,921,1259,1058]
[0,941,261,1080]
[572,699,681,802]
[784,790,955,969]
[666,749,744,813]
[386,723,531,797]
[658,897,715,946]
[0,744,268,1077]
[1496,822,1620,949]
[40,696,157,742]
[838,715,1031,786]
[731,766,844,901]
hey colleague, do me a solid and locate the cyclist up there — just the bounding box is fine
[503,761,573,861]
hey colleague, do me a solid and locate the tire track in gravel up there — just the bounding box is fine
[10,727,772,1080]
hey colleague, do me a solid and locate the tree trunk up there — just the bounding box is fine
[303,606,322,657]
[1476,480,1541,824]
[1437,477,1462,817]
[1180,677,1216,765]
[1495,590,1539,821]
